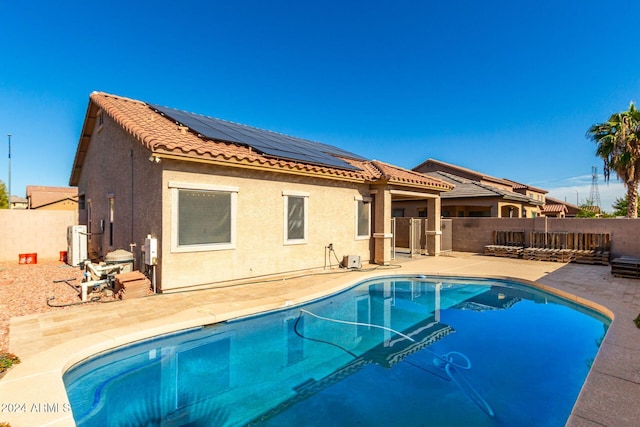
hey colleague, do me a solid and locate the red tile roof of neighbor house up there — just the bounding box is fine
[26,186,78,209]
[70,92,453,192]
[541,203,568,214]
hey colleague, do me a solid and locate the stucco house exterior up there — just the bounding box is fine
[405,159,546,218]
[9,195,28,209]
[69,92,452,292]
[542,196,579,218]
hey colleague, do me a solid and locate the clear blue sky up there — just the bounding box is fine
[1,0,638,212]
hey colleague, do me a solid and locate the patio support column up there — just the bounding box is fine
[426,197,441,256]
[372,185,392,265]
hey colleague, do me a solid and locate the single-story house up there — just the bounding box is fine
[542,197,579,218]
[69,92,453,292]
[403,159,546,218]
[26,185,79,210]
[9,195,28,209]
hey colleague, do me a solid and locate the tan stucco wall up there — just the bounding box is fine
[75,111,162,265]
[451,217,640,258]
[34,199,78,211]
[159,163,372,290]
[0,210,77,261]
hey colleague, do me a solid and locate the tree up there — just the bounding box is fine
[612,195,640,217]
[587,102,640,218]
[576,199,600,218]
[0,180,8,209]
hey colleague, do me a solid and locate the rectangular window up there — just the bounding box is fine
[392,208,405,218]
[170,182,238,252]
[179,190,231,245]
[355,197,371,239]
[283,191,309,244]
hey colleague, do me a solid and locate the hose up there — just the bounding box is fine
[293,311,358,358]
[297,308,495,418]
[299,308,415,342]
[46,296,102,307]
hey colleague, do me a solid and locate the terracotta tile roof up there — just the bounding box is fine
[414,158,515,187]
[541,204,568,213]
[424,171,543,204]
[501,178,548,194]
[545,196,580,211]
[26,186,78,209]
[71,92,452,192]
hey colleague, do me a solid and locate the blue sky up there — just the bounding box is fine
[1,0,638,212]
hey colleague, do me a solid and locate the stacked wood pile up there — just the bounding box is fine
[569,233,611,265]
[611,257,640,279]
[114,271,151,300]
[522,247,574,262]
[484,231,610,265]
[525,232,610,265]
[523,232,571,262]
[484,231,525,258]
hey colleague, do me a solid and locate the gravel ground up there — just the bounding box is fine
[0,260,86,353]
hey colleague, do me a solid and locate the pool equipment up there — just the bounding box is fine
[297,308,495,418]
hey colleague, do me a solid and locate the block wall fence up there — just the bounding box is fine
[1,211,638,263]
[0,210,77,262]
[450,217,640,259]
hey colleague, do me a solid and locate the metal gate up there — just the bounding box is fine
[409,218,422,256]
[441,219,452,253]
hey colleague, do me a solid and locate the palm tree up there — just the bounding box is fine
[587,102,640,218]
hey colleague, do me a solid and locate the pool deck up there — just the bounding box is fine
[1,252,640,426]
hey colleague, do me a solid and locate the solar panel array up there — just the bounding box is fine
[149,104,365,171]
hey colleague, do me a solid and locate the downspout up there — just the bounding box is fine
[130,149,136,269]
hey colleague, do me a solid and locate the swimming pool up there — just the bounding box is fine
[64,276,609,426]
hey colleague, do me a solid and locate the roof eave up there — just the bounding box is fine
[69,99,99,186]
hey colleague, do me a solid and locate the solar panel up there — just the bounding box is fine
[149,104,365,171]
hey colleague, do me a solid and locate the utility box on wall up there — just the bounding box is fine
[145,235,158,265]
[342,255,362,269]
[67,225,87,266]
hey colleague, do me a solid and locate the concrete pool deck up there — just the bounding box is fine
[1,252,639,426]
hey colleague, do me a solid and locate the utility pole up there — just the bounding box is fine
[7,134,11,209]
[589,166,601,210]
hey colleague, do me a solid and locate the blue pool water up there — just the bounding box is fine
[64,276,609,426]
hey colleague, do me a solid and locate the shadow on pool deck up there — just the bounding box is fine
[1,252,639,426]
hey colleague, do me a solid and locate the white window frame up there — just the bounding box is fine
[169,181,238,253]
[355,196,372,240]
[283,191,309,245]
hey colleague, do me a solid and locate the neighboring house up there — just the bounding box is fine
[404,159,546,218]
[394,171,543,218]
[27,186,78,210]
[9,195,28,209]
[69,92,453,292]
[541,197,581,218]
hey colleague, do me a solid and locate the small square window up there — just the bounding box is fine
[356,197,371,239]
[283,191,309,245]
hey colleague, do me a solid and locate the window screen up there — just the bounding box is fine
[357,200,370,237]
[178,190,231,246]
[287,196,305,240]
